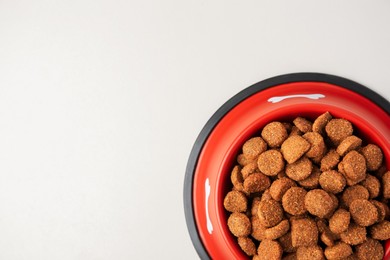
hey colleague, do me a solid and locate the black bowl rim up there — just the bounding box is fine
[183,72,390,260]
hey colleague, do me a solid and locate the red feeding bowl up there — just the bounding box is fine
[184,73,390,259]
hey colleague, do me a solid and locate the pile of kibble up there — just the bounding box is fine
[223,112,390,260]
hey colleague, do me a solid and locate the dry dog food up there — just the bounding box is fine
[224,112,390,259]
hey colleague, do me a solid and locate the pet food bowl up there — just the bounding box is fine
[184,73,390,259]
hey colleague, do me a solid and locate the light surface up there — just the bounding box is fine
[0,0,389,259]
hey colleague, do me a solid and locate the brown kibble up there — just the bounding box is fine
[241,162,259,179]
[243,137,268,159]
[237,153,255,166]
[303,132,326,158]
[341,151,366,183]
[312,111,332,134]
[325,118,353,145]
[289,126,303,137]
[361,174,381,199]
[298,167,321,189]
[281,135,311,164]
[340,223,366,245]
[265,219,290,240]
[382,171,390,199]
[349,199,378,226]
[336,135,362,156]
[370,200,388,222]
[278,232,296,253]
[293,117,312,133]
[296,246,324,260]
[319,170,346,194]
[257,150,285,176]
[261,188,272,202]
[361,144,383,171]
[261,121,288,148]
[320,149,340,172]
[316,219,328,234]
[370,220,390,240]
[244,173,271,194]
[231,165,244,191]
[251,197,261,216]
[291,218,318,247]
[238,237,257,256]
[224,190,248,213]
[321,229,336,247]
[285,157,313,181]
[305,189,334,218]
[324,242,353,260]
[329,209,350,234]
[269,177,297,201]
[258,199,283,227]
[341,185,369,208]
[257,239,283,260]
[251,216,267,241]
[355,238,384,260]
[282,187,307,216]
[227,212,251,237]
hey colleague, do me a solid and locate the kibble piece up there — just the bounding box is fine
[298,167,320,189]
[281,135,311,164]
[355,238,384,260]
[329,209,350,234]
[382,171,390,199]
[244,173,271,194]
[312,111,332,134]
[370,200,388,222]
[224,190,248,213]
[336,135,362,156]
[227,212,251,237]
[349,199,378,227]
[257,150,285,176]
[269,177,297,201]
[324,242,353,260]
[265,219,290,240]
[341,150,366,183]
[361,174,381,199]
[231,165,244,191]
[361,144,383,171]
[251,197,261,216]
[243,137,268,159]
[241,162,259,179]
[261,122,288,148]
[291,218,318,247]
[238,237,257,256]
[285,157,313,181]
[320,149,340,172]
[305,189,334,218]
[325,118,353,145]
[341,185,369,208]
[290,126,303,136]
[319,170,346,194]
[237,153,255,166]
[321,229,337,247]
[340,223,366,245]
[251,216,267,241]
[282,187,307,216]
[261,188,272,201]
[303,132,326,158]
[278,232,296,253]
[296,246,324,260]
[257,239,283,260]
[370,220,390,240]
[293,117,312,133]
[257,199,284,227]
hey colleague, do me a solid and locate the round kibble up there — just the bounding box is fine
[382,171,390,199]
[370,220,390,240]
[251,216,267,241]
[324,242,353,260]
[251,197,261,216]
[361,174,381,199]
[298,167,321,189]
[305,189,334,218]
[336,135,362,156]
[243,173,271,194]
[320,149,340,172]
[278,232,296,253]
[303,132,326,158]
[293,117,312,133]
[285,157,313,181]
[269,177,296,201]
[257,239,283,260]
[265,219,290,240]
[261,188,272,201]
[257,150,285,176]
[237,153,255,166]
[231,165,244,191]
[291,218,318,247]
[341,185,369,208]
[224,190,248,213]
[296,245,324,260]
[370,200,387,222]
[227,212,251,237]
[242,137,268,159]
[261,121,288,148]
[237,237,257,256]
[319,170,346,194]
[325,118,353,145]
[349,199,378,227]
[312,111,332,134]
[341,151,366,183]
[361,144,383,171]
[340,223,366,245]
[329,209,350,234]
[257,199,283,227]
[282,187,307,215]
[281,135,311,164]
[241,162,258,179]
[355,238,384,260]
